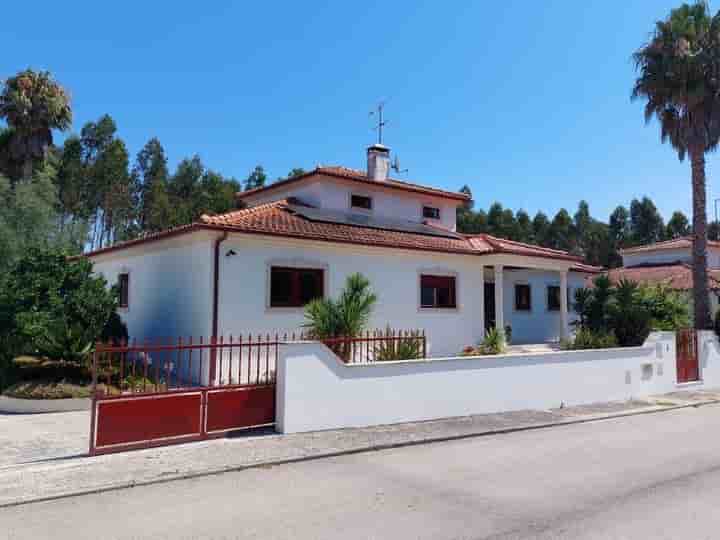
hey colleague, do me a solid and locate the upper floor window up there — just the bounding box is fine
[351,194,373,211]
[423,206,441,220]
[118,273,130,308]
[515,284,531,311]
[270,267,324,308]
[420,274,457,309]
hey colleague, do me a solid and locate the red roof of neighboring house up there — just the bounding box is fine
[237,166,471,202]
[600,262,720,290]
[82,199,602,271]
[619,236,720,255]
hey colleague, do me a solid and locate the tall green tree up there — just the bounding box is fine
[244,165,267,191]
[632,0,720,328]
[0,70,72,181]
[666,210,691,238]
[134,138,171,233]
[630,197,665,245]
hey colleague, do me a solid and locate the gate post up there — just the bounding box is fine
[88,345,99,456]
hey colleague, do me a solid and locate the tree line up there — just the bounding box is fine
[456,185,702,268]
[0,69,307,263]
[0,68,707,272]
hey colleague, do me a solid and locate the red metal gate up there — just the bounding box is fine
[676,329,699,383]
[89,335,279,455]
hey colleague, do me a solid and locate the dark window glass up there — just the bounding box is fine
[118,274,129,308]
[547,286,561,311]
[423,206,441,219]
[420,275,456,308]
[270,267,324,307]
[515,284,531,311]
[351,194,373,210]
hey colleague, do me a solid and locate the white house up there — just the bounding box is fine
[608,237,720,314]
[87,144,600,356]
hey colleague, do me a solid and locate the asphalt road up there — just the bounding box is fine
[3,405,720,540]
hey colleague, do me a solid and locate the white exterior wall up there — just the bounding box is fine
[91,231,217,342]
[217,235,586,355]
[501,268,584,344]
[217,235,484,356]
[622,246,720,268]
[276,333,687,433]
[242,175,460,231]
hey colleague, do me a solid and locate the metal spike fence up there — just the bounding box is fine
[92,329,426,396]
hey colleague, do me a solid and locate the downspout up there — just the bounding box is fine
[210,231,229,384]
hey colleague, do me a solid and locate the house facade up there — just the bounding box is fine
[87,145,599,356]
[608,237,720,315]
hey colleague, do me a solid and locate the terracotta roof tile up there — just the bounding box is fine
[600,262,720,290]
[620,236,720,255]
[237,166,470,202]
[83,199,600,268]
[199,201,591,264]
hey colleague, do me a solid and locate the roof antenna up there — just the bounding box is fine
[391,155,408,175]
[369,100,389,145]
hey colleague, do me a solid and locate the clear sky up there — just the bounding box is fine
[2,0,717,222]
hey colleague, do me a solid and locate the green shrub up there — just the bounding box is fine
[374,328,423,361]
[572,276,690,347]
[480,327,506,355]
[0,248,124,364]
[561,329,618,350]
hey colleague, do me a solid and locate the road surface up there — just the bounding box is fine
[3,404,720,539]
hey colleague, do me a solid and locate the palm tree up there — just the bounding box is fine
[632,2,720,329]
[0,69,72,181]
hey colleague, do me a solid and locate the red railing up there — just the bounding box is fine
[91,329,427,396]
[92,334,282,396]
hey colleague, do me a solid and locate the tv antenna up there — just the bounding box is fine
[391,155,408,175]
[369,100,388,145]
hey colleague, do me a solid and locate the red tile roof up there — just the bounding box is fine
[237,166,471,202]
[601,262,720,290]
[620,236,720,255]
[83,199,601,271]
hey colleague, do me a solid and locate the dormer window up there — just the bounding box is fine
[423,206,441,220]
[351,194,373,211]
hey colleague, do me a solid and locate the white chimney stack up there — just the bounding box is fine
[367,144,390,181]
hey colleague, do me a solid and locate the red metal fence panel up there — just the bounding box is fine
[205,385,275,434]
[89,329,425,455]
[676,328,699,383]
[93,391,204,454]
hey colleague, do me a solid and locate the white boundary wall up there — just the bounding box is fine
[276,331,720,434]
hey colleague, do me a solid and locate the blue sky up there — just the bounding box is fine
[2,0,715,222]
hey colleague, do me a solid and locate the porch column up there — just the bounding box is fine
[559,269,569,340]
[494,264,504,333]
[479,265,485,336]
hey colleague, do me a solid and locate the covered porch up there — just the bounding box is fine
[475,254,582,346]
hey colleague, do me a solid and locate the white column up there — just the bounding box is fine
[479,265,485,336]
[494,264,504,333]
[560,270,569,340]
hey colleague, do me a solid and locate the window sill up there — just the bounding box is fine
[418,306,460,312]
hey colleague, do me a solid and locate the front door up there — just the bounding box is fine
[676,329,699,383]
[484,282,495,332]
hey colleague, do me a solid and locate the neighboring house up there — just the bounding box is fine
[86,144,600,356]
[607,237,720,315]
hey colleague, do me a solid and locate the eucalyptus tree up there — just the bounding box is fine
[633,1,720,328]
[0,70,72,181]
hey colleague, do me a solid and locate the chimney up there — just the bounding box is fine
[367,144,390,181]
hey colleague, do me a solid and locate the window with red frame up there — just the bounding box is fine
[420,275,456,308]
[270,267,324,307]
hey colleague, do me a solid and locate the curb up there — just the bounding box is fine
[1,399,718,509]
